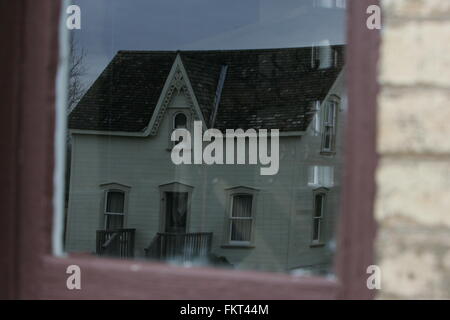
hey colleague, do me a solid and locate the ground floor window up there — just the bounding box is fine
[229,194,253,243]
[105,190,125,230]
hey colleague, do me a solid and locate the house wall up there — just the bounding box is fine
[376,0,450,299]
[286,71,346,273]
[65,72,346,273]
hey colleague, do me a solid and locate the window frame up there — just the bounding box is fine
[173,111,188,130]
[0,0,379,299]
[168,110,190,149]
[224,188,258,247]
[321,96,340,154]
[103,190,125,230]
[100,183,130,231]
[311,188,329,246]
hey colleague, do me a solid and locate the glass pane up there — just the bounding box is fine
[165,192,188,233]
[231,219,252,242]
[106,192,124,213]
[324,127,332,150]
[106,214,124,230]
[232,195,252,218]
[314,194,324,217]
[62,0,347,275]
[312,218,320,242]
[174,113,187,129]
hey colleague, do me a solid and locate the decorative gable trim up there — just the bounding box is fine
[145,54,207,136]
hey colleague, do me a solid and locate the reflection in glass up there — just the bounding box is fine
[63,0,347,275]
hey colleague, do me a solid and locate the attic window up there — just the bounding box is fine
[174,112,187,129]
[321,98,339,153]
[171,112,188,148]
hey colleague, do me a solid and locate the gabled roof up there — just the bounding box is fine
[69,46,345,133]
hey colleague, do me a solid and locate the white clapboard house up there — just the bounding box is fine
[66,45,346,273]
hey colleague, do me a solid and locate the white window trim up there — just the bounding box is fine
[173,111,188,130]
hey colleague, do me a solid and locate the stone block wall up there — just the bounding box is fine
[376,0,450,299]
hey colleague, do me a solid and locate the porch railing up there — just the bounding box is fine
[145,232,213,262]
[96,228,135,258]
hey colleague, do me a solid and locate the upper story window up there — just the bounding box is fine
[321,97,339,153]
[104,190,125,230]
[172,112,188,147]
[174,112,187,130]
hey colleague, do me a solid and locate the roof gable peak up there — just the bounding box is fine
[146,54,207,136]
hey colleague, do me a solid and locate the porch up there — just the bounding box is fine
[95,229,213,261]
[145,232,213,262]
[96,228,136,259]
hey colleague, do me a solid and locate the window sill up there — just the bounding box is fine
[320,151,336,156]
[221,244,255,249]
[310,242,325,248]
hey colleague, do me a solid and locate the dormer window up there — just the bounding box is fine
[321,97,339,153]
[174,112,187,130]
[172,112,187,147]
[311,43,333,69]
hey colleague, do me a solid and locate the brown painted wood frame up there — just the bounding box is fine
[0,0,379,299]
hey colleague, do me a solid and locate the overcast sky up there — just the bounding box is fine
[72,0,346,88]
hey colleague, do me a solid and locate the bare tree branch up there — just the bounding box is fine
[68,36,86,111]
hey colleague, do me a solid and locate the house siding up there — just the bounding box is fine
[66,71,345,273]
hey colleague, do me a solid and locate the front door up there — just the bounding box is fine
[165,192,188,233]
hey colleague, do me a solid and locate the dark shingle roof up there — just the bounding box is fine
[69,46,344,133]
